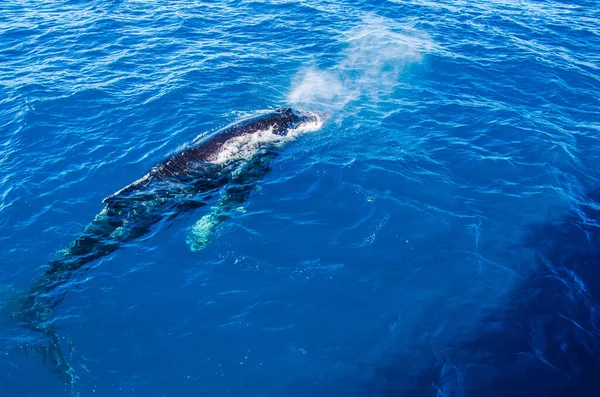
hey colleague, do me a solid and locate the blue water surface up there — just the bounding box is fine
[1,1,600,396]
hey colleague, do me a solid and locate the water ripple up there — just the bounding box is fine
[1,0,600,396]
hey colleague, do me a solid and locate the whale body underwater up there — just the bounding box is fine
[14,107,323,383]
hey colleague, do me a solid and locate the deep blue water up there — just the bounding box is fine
[1,0,600,396]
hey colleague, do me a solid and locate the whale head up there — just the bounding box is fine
[274,107,322,135]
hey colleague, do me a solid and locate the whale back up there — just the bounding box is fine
[151,108,296,178]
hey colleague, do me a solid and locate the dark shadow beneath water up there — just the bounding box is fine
[346,190,600,397]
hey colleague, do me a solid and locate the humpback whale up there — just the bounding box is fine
[13,107,322,384]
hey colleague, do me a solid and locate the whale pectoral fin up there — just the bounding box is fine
[185,186,249,252]
[102,173,154,204]
[102,189,157,209]
[186,210,222,251]
[101,194,121,207]
[186,153,275,252]
[102,191,141,210]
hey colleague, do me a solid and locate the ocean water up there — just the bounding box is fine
[1,1,599,396]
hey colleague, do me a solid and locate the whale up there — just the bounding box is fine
[13,107,322,384]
